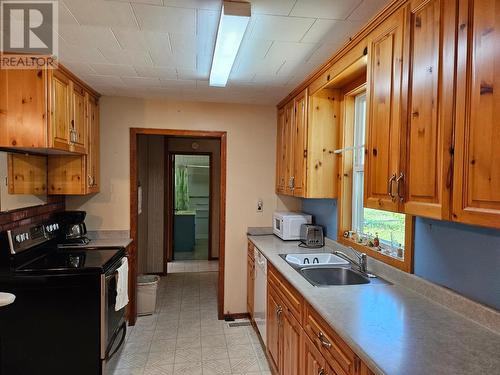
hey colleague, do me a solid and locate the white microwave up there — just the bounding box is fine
[273,212,312,240]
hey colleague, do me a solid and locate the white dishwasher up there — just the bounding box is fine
[253,248,267,343]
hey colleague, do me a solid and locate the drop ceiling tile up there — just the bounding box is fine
[135,66,177,79]
[150,44,196,69]
[108,0,163,5]
[59,25,121,50]
[132,4,196,34]
[58,39,108,64]
[250,0,296,16]
[90,63,138,76]
[112,28,170,51]
[121,76,163,88]
[63,0,138,28]
[163,0,220,10]
[249,15,315,42]
[177,69,208,80]
[99,48,153,66]
[60,62,97,77]
[81,74,126,87]
[300,19,338,43]
[290,0,363,20]
[59,2,79,25]
[159,78,197,88]
[196,9,218,73]
[348,0,390,22]
[265,41,316,63]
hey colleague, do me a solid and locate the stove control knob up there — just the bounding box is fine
[15,235,22,243]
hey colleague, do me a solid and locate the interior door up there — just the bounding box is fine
[365,9,405,212]
[401,0,456,219]
[453,0,500,228]
[293,89,308,197]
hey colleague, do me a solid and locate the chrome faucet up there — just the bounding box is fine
[334,247,368,274]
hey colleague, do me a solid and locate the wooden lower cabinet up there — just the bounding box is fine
[262,258,373,375]
[247,241,255,319]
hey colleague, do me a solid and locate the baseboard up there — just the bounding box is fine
[223,312,250,320]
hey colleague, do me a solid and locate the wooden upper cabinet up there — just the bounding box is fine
[86,94,99,193]
[284,101,295,195]
[400,0,456,220]
[365,9,405,212]
[453,0,500,228]
[292,89,308,197]
[50,69,71,151]
[70,82,87,153]
[276,107,286,194]
[7,154,47,195]
[0,67,48,148]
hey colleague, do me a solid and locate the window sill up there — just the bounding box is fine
[338,237,412,273]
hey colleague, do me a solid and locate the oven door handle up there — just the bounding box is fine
[105,321,127,361]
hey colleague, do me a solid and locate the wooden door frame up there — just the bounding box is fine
[130,128,227,324]
[166,151,215,262]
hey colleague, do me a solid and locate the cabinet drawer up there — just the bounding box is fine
[268,264,303,322]
[304,303,357,375]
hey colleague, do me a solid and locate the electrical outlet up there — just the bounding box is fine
[257,200,263,212]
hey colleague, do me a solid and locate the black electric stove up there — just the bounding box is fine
[0,220,128,375]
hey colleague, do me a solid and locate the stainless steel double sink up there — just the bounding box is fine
[279,253,390,287]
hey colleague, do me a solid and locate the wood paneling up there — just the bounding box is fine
[0,67,47,148]
[307,88,340,198]
[401,0,456,219]
[7,154,47,195]
[453,0,500,228]
[292,89,308,197]
[365,8,405,212]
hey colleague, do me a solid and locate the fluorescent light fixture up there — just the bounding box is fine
[209,1,251,87]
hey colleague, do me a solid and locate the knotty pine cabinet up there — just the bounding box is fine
[276,88,339,199]
[365,0,457,221]
[452,0,500,228]
[260,261,372,375]
[247,241,255,319]
[7,154,47,195]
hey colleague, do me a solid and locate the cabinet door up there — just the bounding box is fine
[70,82,86,153]
[267,285,281,370]
[401,0,456,219]
[293,89,308,197]
[48,155,85,195]
[247,255,255,319]
[86,94,99,193]
[301,331,327,375]
[276,107,286,194]
[284,101,295,195]
[0,68,47,148]
[365,9,405,212]
[453,0,500,228]
[7,154,47,195]
[280,308,301,375]
[50,69,71,151]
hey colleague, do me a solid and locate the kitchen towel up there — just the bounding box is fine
[115,257,129,311]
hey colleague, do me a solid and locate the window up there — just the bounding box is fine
[345,93,406,259]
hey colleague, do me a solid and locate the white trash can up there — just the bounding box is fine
[137,275,160,316]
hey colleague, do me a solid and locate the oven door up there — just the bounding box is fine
[101,259,127,374]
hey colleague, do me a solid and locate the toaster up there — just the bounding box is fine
[299,224,324,248]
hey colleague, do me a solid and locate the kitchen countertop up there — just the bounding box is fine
[61,238,133,249]
[248,234,500,375]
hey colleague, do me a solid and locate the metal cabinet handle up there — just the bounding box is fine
[318,368,326,375]
[317,331,332,348]
[276,305,283,323]
[88,175,93,187]
[290,176,295,190]
[396,172,405,202]
[388,173,397,199]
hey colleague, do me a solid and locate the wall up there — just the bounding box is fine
[414,218,500,310]
[298,197,500,310]
[66,96,300,314]
[302,199,338,239]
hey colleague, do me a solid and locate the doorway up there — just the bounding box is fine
[130,129,227,325]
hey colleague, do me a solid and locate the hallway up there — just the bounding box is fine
[113,272,271,375]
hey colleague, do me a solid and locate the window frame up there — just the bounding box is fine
[337,79,415,273]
